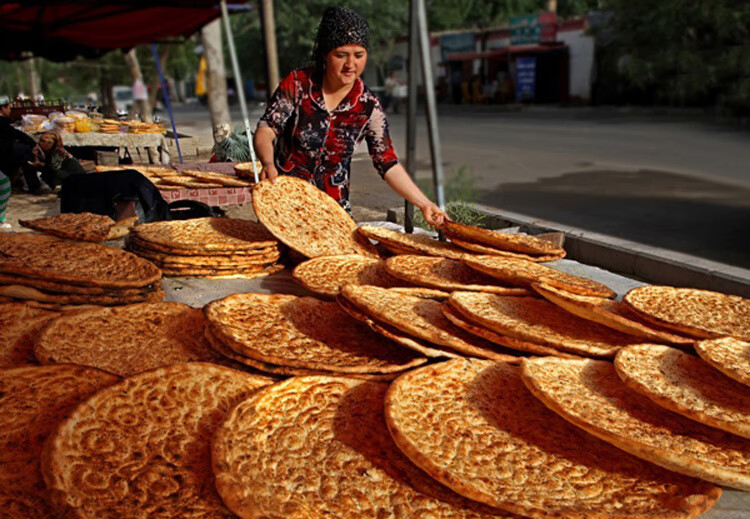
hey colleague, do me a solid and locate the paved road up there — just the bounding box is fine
[171,104,750,269]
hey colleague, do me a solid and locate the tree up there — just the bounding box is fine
[601,0,750,113]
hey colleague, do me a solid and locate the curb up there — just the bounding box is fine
[387,204,750,298]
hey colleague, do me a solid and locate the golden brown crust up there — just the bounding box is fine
[292,254,404,297]
[449,236,565,261]
[358,225,468,259]
[385,255,532,295]
[336,294,463,359]
[340,285,520,362]
[253,176,378,258]
[41,363,274,519]
[448,292,640,358]
[0,283,164,305]
[615,344,750,438]
[34,303,217,377]
[694,337,750,387]
[204,293,427,374]
[623,286,750,340]
[441,303,576,358]
[132,217,279,251]
[19,212,117,242]
[0,233,162,288]
[212,376,510,518]
[463,255,616,298]
[521,357,750,491]
[533,283,695,345]
[0,365,120,518]
[0,303,58,367]
[443,222,565,256]
[385,358,721,518]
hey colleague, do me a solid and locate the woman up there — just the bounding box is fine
[31,131,86,190]
[254,7,446,227]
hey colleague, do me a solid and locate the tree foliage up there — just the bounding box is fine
[601,0,750,113]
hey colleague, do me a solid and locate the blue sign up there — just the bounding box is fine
[515,57,536,101]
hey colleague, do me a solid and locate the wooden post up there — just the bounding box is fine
[260,0,280,98]
[123,49,153,122]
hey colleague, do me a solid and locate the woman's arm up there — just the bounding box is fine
[253,126,279,182]
[384,163,448,228]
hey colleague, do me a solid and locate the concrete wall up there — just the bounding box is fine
[557,28,594,100]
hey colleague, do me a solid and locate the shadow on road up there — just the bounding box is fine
[480,169,750,269]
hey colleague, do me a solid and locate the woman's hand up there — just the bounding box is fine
[419,202,450,229]
[260,163,279,183]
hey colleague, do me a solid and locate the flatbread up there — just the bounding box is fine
[443,221,566,256]
[441,303,578,358]
[0,365,120,518]
[34,302,217,377]
[0,303,58,367]
[449,236,565,262]
[42,363,274,519]
[388,287,451,300]
[205,328,398,381]
[160,264,284,279]
[615,344,750,438]
[253,176,378,258]
[385,255,532,295]
[0,233,162,289]
[130,235,278,257]
[521,357,750,491]
[694,337,750,387]
[104,216,139,240]
[463,255,616,298]
[292,254,404,297]
[384,358,720,517]
[180,169,254,187]
[448,292,640,358]
[623,285,750,340]
[336,294,462,359]
[340,285,519,362]
[204,293,427,374]
[358,225,467,259]
[0,284,164,305]
[129,244,280,267]
[132,217,279,252]
[19,212,116,242]
[533,283,694,345]
[213,376,509,518]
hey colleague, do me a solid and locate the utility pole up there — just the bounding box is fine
[200,18,231,140]
[260,0,280,98]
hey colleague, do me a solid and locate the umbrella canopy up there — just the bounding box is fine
[0,1,231,61]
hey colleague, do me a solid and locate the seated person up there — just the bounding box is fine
[30,131,86,190]
[0,96,44,194]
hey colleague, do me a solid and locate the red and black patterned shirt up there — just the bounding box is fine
[257,67,399,212]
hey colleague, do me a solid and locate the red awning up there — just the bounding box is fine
[0,1,237,61]
[446,43,567,62]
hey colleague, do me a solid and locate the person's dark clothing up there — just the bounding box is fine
[60,169,170,223]
[0,116,40,192]
[41,156,86,189]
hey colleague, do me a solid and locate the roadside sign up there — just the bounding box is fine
[515,57,536,101]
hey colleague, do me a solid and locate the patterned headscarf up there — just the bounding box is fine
[312,7,370,73]
[39,131,73,171]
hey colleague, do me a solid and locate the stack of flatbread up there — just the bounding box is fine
[0,233,163,309]
[442,221,567,261]
[93,165,254,189]
[19,213,138,242]
[128,217,284,278]
[204,292,427,379]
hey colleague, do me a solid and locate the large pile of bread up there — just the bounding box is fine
[94,164,256,189]
[1,176,748,517]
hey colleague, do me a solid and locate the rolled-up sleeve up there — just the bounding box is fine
[364,102,399,179]
[257,71,298,135]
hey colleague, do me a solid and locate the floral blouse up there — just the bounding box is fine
[257,67,399,212]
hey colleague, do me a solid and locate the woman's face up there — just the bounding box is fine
[40,135,55,151]
[325,44,367,88]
